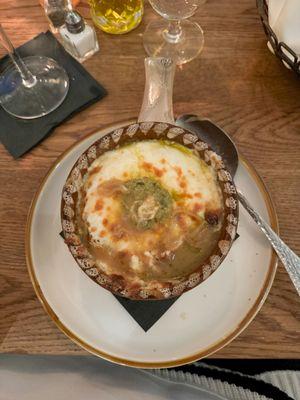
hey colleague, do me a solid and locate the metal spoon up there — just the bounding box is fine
[176,114,300,296]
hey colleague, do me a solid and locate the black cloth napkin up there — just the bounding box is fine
[115,295,178,332]
[0,31,107,158]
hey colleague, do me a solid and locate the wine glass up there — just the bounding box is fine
[0,24,69,119]
[143,0,205,65]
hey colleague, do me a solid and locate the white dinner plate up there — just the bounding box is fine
[26,120,278,369]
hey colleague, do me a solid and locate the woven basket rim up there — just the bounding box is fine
[256,0,300,75]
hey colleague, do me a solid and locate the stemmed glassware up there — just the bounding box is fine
[143,0,205,65]
[0,24,69,119]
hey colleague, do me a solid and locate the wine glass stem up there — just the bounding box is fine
[9,52,37,88]
[0,24,36,88]
[164,20,183,44]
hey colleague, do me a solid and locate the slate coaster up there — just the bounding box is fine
[0,31,107,158]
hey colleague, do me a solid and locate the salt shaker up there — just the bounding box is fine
[44,0,68,34]
[59,10,99,63]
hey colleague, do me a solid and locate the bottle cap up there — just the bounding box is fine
[65,10,85,34]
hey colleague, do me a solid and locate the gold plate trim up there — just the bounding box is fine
[25,121,279,369]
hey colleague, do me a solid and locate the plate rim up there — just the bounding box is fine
[25,120,279,369]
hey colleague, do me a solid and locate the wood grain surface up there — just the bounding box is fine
[0,0,299,358]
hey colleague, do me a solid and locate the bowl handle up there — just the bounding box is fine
[138,57,175,124]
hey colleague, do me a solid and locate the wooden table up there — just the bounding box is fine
[0,0,299,359]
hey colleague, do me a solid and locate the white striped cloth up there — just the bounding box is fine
[148,361,300,400]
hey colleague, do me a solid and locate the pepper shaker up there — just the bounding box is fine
[44,0,68,34]
[59,10,99,63]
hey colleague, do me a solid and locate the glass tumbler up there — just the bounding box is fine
[90,0,144,34]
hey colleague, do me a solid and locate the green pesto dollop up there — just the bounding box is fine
[122,177,173,230]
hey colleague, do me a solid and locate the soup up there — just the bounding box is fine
[75,140,224,289]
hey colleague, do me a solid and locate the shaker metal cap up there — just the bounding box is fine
[65,10,85,34]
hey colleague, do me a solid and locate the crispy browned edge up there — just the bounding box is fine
[25,120,278,369]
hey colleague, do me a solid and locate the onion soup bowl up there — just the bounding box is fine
[61,58,238,300]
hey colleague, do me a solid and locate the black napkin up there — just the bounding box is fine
[0,31,107,158]
[115,296,178,332]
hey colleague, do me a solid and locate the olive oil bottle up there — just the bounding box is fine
[89,0,144,34]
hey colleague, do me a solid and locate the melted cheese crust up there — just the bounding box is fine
[81,140,223,278]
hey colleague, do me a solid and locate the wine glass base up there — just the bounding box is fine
[143,19,204,65]
[0,56,69,119]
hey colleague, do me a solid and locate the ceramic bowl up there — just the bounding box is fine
[61,122,239,300]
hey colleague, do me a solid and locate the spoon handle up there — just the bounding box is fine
[238,190,300,296]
